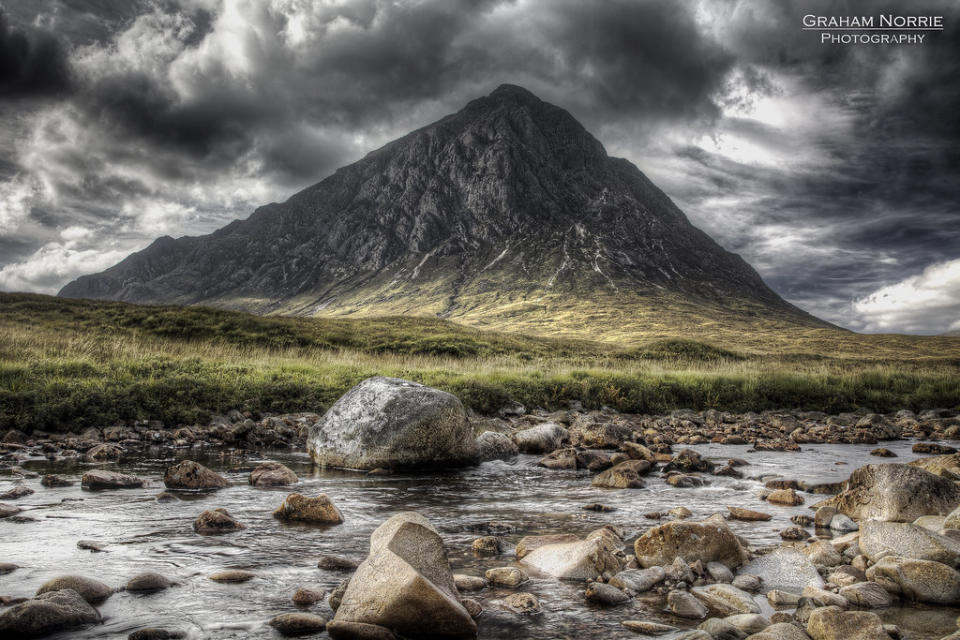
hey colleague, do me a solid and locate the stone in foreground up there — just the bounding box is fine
[308,377,478,470]
[329,511,476,639]
[520,537,621,580]
[0,589,101,638]
[806,605,886,640]
[36,575,113,604]
[634,519,748,569]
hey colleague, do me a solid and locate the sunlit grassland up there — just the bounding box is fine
[1,293,958,432]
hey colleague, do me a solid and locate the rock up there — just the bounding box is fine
[859,520,960,565]
[732,574,762,593]
[537,447,579,470]
[331,512,477,638]
[669,590,710,619]
[805,541,842,567]
[828,565,865,588]
[870,448,896,457]
[36,576,113,604]
[914,442,957,454]
[318,554,360,571]
[329,579,350,611]
[268,613,328,636]
[520,537,620,580]
[502,592,541,614]
[327,621,397,640]
[249,461,298,487]
[813,463,960,522]
[81,469,145,490]
[806,605,887,640]
[839,582,892,608]
[666,473,705,488]
[830,515,858,533]
[741,549,824,592]
[692,584,762,616]
[471,536,503,554]
[767,489,805,506]
[485,566,528,587]
[85,443,123,461]
[0,562,18,574]
[909,453,960,477]
[943,504,960,529]
[622,620,676,634]
[609,566,666,594]
[193,508,246,534]
[675,632,713,640]
[767,590,803,607]
[699,617,747,640]
[41,474,73,487]
[126,572,173,592]
[155,492,178,502]
[308,377,479,470]
[634,519,748,569]
[621,441,657,462]
[515,533,580,559]
[512,422,569,454]
[591,460,648,488]
[273,493,344,524]
[128,629,185,640]
[780,527,808,540]
[667,449,714,473]
[728,506,772,521]
[670,506,694,519]
[865,555,960,604]
[0,484,33,499]
[709,562,735,583]
[77,539,106,552]
[453,575,486,592]
[746,622,811,640]
[163,460,228,490]
[0,503,21,518]
[726,614,771,635]
[0,589,101,638]
[584,582,628,605]
[814,507,837,528]
[292,586,326,605]
[475,431,519,461]
[802,586,848,608]
[209,570,256,583]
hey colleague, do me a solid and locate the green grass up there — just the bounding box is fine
[1,293,958,433]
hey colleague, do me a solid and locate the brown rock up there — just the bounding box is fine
[163,460,228,490]
[727,506,772,521]
[767,489,805,506]
[273,493,344,524]
[249,461,298,487]
[193,508,246,534]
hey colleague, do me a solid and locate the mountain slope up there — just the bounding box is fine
[60,84,829,342]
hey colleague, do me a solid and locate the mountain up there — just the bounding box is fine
[60,84,828,342]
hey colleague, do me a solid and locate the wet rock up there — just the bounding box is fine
[582,503,616,512]
[709,562,735,583]
[805,541,842,567]
[475,431,519,462]
[620,441,657,462]
[471,536,503,554]
[813,463,960,522]
[814,507,837,528]
[209,570,256,583]
[732,574,762,593]
[668,589,710,619]
[667,473,705,488]
[512,423,569,454]
[908,453,960,477]
[914,442,957,455]
[317,554,359,571]
[741,549,824,592]
[502,592,541,614]
[728,506,772,521]
[0,589,101,638]
[830,515,858,533]
[85,443,123,461]
[515,534,580,559]
[327,620,397,640]
[666,449,714,473]
[622,620,676,634]
[331,512,477,638]
[692,584,762,616]
[634,519,748,569]
[81,469,145,490]
[943,504,960,529]
[453,575,486,592]
[486,566,528,587]
[802,586,847,608]
[838,582,892,608]
[609,566,666,594]
[865,556,960,604]
[128,629,186,640]
[0,562,18,574]
[0,503,21,518]
[767,489,805,506]
[870,448,896,457]
[591,460,648,488]
[0,484,33,499]
[292,586,326,605]
[521,537,621,580]
[329,579,350,611]
[249,461,298,487]
[459,597,482,618]
[268,612,328,636]
[746,622,811,640]
[155,492,178,502]
[77,539,106,552]
[767,590,803,607]
[36,576,113,604]
[780,526,807,540]
[308,377,479,470]
[859,520,960,565]
[725,614,770,635]
[41,474,73,488]
[163,460,228,490]
[806,605,886,640]
[273,493,344,524]
[792,515,815,527]
[193,508,246,534]
[126,572,173,592]
[537,447,579,470]
[584,582,628,605]
[699,617,747,640]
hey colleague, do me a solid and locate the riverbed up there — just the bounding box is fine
[2,439,958,639]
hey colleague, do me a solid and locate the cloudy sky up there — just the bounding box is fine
[1,0,958,334]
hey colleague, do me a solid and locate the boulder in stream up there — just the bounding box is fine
[0,589,101,638]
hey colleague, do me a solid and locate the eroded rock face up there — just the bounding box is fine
[812,464,960,522]
[520,537,621,580]
[329,512,476,639]
[859,520,960,565]
[308,378,478,471]
[634,520,748,569]
[0,589,101,638]
[163,461,228,490]
[865,555,960,604]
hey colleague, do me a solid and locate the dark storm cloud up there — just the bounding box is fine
[0,9,71,97]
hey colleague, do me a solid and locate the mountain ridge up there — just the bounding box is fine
[60,84,830,340]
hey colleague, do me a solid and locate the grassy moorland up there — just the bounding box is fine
[0,292,958,433]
